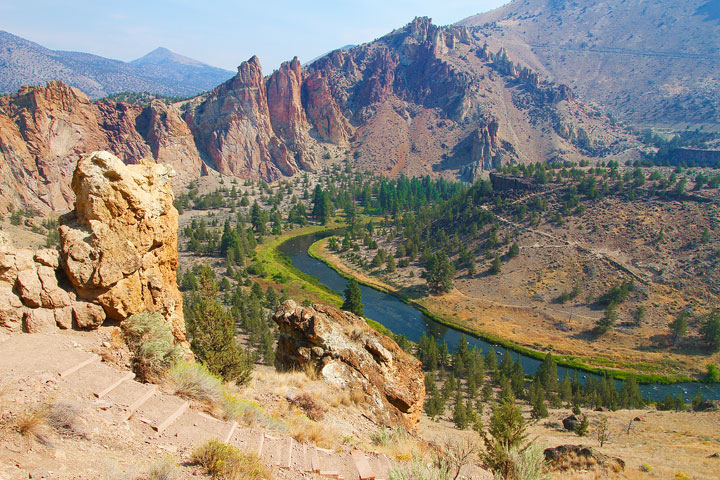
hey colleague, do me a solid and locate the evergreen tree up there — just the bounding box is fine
[422,251,455,293]
[489,255,502,275]
[452,392,468,429]
[670,311,690,345]
[482,398,528,478]
[312,184,332,224]
[701,311,720,352]
[342,278,364,316]
[250,201,266,234]
[620,375,644,409]
[536,353,558,392]
[530,381,549,419]
[559,373,573,405]
[184,271,254,385]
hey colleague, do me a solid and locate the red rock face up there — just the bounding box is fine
[0,82,204,213]
[303,71,350,145]
[185,56,301,180]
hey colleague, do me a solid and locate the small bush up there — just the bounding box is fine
[147,455,177,480]
[47,401,86,438]
[388,456,453,480]
[122,313,185,382]
[497,442,550,480]
[290,392,325,421]
[190,439,270,480]
[169,362,223,405]
[640,462,653,472]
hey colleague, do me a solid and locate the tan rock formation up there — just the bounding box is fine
[59,151,186,344]
[0,239,76,333]
[273,300,425,429]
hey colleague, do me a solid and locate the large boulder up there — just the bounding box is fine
[59,151,186,344]
[273,300,425,429]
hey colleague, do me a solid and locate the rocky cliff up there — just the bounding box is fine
[0,17,638,214]
[274,300,425,429]
[0,151,187,350]
[0,82,203,213]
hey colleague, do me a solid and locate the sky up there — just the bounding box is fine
[0,0,507,74]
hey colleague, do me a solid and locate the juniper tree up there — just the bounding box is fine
[342,278,364,316]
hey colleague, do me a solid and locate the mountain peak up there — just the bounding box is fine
[131,47,206,68]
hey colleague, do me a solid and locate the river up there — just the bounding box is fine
[278,231,720,402]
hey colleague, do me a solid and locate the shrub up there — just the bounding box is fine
[496,442,550,480]
[47,401,86,438]
[190,439,270,480]
[290,392,326,421]
[704,363,720,383]
[122,312,185,382]
[574,415,589,437]
[147,455,178,480]
[388,456,453,480]
[169,362,223,405]
[640,463,653,472]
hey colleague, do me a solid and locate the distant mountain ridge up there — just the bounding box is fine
[0,31,234,98]
[458,0,720,129]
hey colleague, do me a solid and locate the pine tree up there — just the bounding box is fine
[184,271,254,385]
[489,255,502,275]
[452,392,468,429]
[537,353,558,392]
[342,278,364,316]
[701,310,720,352]
[530,381,549,419]
[482,398,528,478]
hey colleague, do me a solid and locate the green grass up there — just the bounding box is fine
[254,224,343,306]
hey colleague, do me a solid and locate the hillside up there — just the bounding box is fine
[0,18,638,215]
[0,31,233,98]
[458,0,720,130]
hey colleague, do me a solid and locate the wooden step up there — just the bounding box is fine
[223,421,237,444]
[155,401,189,434]
[279,437,293,469]
[310,446,321,473]
[58,354,99,377]
[352,450,375,480]
[124,385,157,420]
[256,430,265,457]
[94,371,135,398]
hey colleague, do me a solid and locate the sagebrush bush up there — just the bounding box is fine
[494,443,550,480]
[169,362,223,405]
[190,439,270,480]
[147,455,177,480]
[122,312,185,382]
[388,456,453,480]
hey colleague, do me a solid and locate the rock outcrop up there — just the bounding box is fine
[273,300,425,429]
[0,234,100,334]
[1,151,187,348]
[58,151,186,345]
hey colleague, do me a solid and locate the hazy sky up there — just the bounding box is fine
[0,0,507,74]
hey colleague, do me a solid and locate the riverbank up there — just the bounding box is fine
[308,237,696,385]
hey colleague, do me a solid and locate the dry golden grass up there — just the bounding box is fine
[285,412,338,449]
[329,388,366,407]
[14,403,49,438]
[368,427,426,461]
